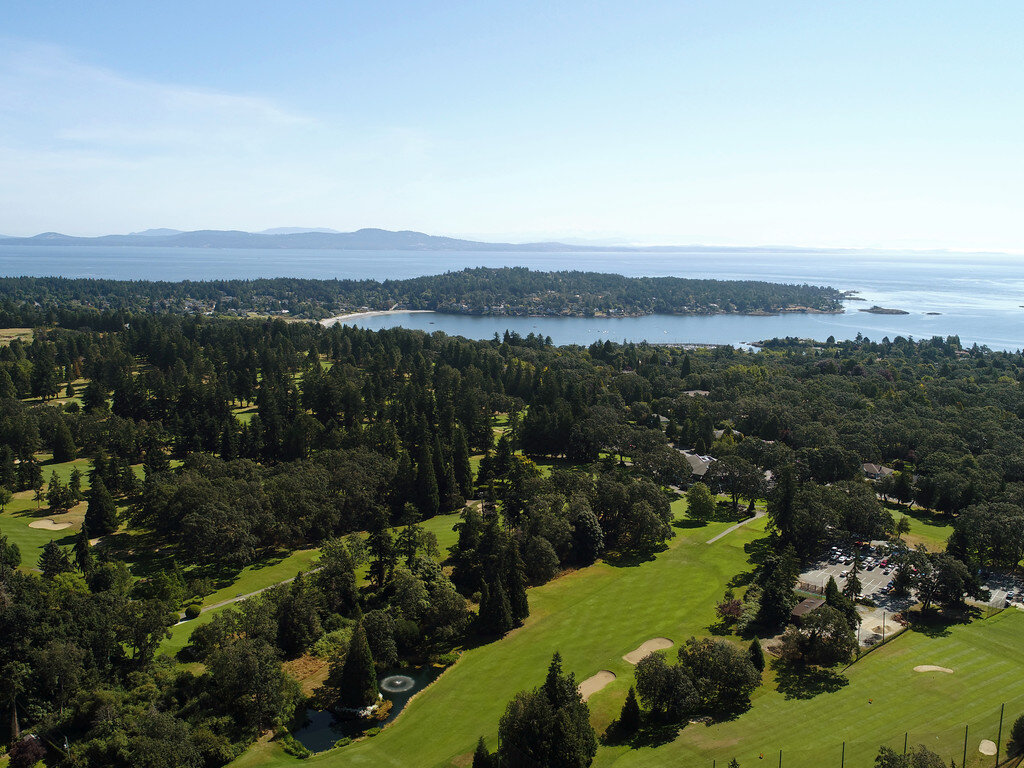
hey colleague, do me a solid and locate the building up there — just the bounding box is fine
[790,597,825,624]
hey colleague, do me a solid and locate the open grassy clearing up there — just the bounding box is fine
[887,504,954,552]
[605,609,1024,768]
[0,455,93,568]
[230,503,753,768]
[0,326,32,345]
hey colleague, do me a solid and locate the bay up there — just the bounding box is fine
[1,244,1021,350]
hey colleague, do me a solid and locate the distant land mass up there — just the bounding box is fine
[0,227,832,253]
[0,267,844,321]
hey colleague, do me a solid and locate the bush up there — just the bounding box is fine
[184,603,202,620]
[334,737,352,748]
[433,651,460,666]
[365,727,382,737]
[280,732,311,759]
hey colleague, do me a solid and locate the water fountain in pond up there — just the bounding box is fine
[293,666,444,753]
[379,674,415,693]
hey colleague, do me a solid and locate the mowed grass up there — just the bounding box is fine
[234,504,1024,768]
[0,455,93,569]
[231,505,750,768]
[895,506,954,552]
[606,609,1024,768]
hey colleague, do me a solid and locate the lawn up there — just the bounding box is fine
[0,455,93,569]
[887,504,954,552]
[605,609,1024,768]
[231,504,1024,768]
[230,503,751,768]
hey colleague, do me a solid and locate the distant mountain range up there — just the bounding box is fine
[0,227,823,253]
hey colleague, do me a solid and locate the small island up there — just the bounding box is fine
[0,267,845,321]
[858,305,910,315]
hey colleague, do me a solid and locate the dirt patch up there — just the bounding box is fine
[623,638,673,665]
[913,665,954,674]
[578,671,615,702]
[28,519,72,531]
[978,739,997,755]
[282,654,329,695]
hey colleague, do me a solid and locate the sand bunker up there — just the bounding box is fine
[28,519,71,531]
[578,671,616,702]
[623,638,673,665]
[913,665,954,674]
[978,739,997,755]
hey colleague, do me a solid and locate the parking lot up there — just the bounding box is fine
[981,572,1024,609]
[799,545,896,598]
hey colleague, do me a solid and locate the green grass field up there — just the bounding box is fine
[231,503,1024,768]
[230,504,752,767]
[894,506,955,552]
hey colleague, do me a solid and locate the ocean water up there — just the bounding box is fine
[0,245,1021,350]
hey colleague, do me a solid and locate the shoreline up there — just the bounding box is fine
[320,309,435,327]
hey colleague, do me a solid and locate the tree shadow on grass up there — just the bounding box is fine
[672,518,707,530]
[602,719,680,749]
[743,537,775,567]
[604,548,662,568]
[727,569,755,588]
[771,658,849,700]
[905,606,978,639]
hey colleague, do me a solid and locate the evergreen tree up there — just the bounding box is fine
[478,580,514,636]
[73,528,94,574]
[748,638,765,673]
[51,418,77,462]
[337,623,379,709]
[453,426,474,499]
[416,442,440,518]
[85,477,118,536]
[68,467,83,502]
[46,471,72,513]
[472,736,495,768]
[39,540,71,579]
[504,544,530,624]
[277,572,322,658]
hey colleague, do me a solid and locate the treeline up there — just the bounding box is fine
[3,308,1024,766]
[0,267,844,322]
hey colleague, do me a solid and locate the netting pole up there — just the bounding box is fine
[779,748,783,768]
[996,703,1004,767]
[903,732,907,755]
[962,724,968,768]
[841,741,845,768]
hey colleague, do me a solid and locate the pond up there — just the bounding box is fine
[292,665,445,752]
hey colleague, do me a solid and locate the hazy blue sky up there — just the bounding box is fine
[2,1,1024,249]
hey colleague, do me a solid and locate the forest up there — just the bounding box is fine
[0,301,1022,767]
[0,267,844,322]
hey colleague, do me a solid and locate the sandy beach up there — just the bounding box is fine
[319,309,435,327]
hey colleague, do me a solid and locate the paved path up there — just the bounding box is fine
[175,567,321,625]
[706,509,766,544]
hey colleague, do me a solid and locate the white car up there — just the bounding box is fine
[840,571,849,578]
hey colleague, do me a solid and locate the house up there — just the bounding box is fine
[681,451,715,478]
[862,463,895,480]
[712,428,743,440]
[682,390,710,397]
[791,597,825,624]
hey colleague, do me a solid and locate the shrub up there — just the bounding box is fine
[184,603,202,620]
[280,732,311,759]
[365,727,382,737]
[334,737,352,749]
[433,651,460,666]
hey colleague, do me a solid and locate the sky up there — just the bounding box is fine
[2,1,1024,250]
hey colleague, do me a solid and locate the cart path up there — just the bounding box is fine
[706,509,766,544]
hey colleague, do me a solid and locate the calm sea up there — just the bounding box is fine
[0,245,1021,350]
